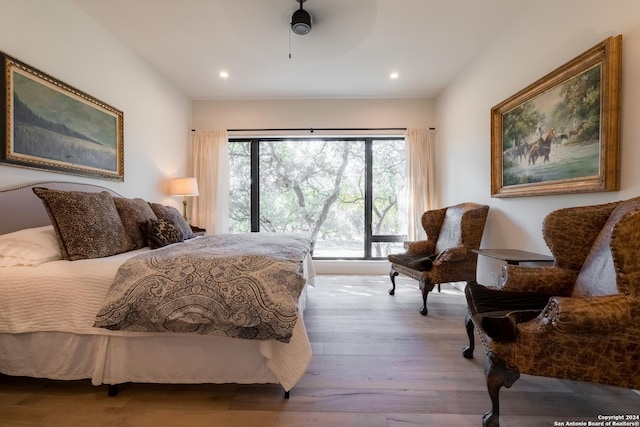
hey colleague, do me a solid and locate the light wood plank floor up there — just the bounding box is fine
[1,275,638,426]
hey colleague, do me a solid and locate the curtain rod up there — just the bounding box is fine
[191,127,435,133]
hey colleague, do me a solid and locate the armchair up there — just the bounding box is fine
[387,202,489,315]
[463,197,640,427]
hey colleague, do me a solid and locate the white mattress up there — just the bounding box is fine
[0,246,314,390]
[0,248,149,334]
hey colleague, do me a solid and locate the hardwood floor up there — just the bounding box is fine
[1,275,638,426]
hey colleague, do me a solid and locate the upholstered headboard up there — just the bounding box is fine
[0,181,122,235]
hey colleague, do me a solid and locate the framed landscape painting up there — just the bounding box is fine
[1,52,124,181]
[490,35,621,198]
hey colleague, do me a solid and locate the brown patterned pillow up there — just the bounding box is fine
[149,203,194,240]
[113,197,157,249]
[139,218,184,249]
[32,187,134,261]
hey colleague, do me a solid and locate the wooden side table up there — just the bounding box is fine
[472,248,554,265]
[190,225,206,237]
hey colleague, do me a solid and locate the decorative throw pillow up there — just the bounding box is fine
[32,187,134,261]
[149,203,194,240]
[139,218,184,249]
[113,197,158,249]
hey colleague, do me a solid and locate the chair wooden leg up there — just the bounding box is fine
[418,279,434,315]
[482,355,520,427]
[389,266,399,295]
[462,313,475,359]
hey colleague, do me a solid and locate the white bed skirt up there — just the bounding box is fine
[0,286,311,392]
[0,307,310,391]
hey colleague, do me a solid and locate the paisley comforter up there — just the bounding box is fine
[94,233,313,343]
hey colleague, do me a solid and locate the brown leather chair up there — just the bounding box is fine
[464,197,640,427]
[387,202,489,315]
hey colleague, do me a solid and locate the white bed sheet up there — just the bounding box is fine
[0,244,314,391]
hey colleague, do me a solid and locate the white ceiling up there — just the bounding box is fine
[72,0,530,100]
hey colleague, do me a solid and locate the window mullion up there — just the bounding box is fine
[250,139,260,232]
[364,139,373,259]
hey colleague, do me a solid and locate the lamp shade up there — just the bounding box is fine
[169,177,199,196]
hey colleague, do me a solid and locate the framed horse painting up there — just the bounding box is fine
[490,35,621,198]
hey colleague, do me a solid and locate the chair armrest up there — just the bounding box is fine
[499,265,576,295]
[405,240,435,254]
[434,246,468,263]
[541,295,635,333]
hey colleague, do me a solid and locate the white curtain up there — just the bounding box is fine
[405,128,436,241]
[191,129,229,234]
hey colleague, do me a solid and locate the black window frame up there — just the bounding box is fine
[229,136,407,260]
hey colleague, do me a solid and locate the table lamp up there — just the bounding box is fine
[169,177,199,220]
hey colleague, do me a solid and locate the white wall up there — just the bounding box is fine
[0,0,190,205]
[435,0,640,284]
[192,98,434,132]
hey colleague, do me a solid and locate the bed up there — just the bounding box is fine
[0,181,315,397]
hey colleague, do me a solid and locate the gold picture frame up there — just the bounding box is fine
[1,52,124,181]
[491,35,621,198]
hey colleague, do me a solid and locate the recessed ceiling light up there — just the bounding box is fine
[219,71,229,79]
[390,72,399,79]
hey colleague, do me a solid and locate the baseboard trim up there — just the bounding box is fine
[312,260,390,275]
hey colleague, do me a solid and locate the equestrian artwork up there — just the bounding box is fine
[501,65,601,188]
[491,35,621,198]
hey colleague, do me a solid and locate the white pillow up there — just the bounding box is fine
[0,225,62,267]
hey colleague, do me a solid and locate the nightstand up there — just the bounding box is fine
[190,225,206,237]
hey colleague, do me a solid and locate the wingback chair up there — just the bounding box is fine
[387,202,489,315]
[463,197,640,427]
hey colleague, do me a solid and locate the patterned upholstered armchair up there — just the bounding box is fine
[387,202,489,315]
[464,197,640,427]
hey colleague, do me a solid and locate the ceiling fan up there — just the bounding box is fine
[284,0,376,59]
[290,0,312,35]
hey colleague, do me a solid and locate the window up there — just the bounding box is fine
[228,137,407,259]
